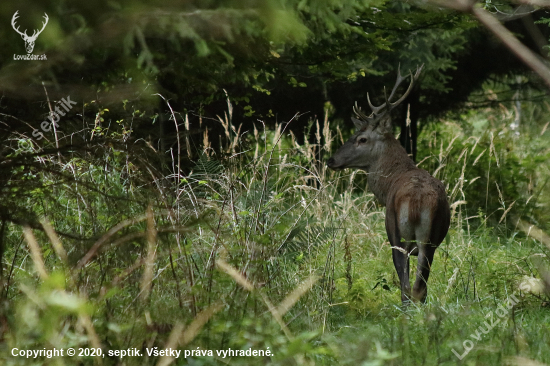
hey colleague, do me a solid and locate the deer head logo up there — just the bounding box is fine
[11,11,49,54]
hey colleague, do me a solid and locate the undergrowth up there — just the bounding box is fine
[1,97,550,366]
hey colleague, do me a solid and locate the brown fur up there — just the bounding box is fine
[327,66,449,304]
[328,123,450,304]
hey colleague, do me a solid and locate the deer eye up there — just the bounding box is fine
[359,137,367,143]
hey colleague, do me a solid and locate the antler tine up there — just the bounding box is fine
[366,92,386,114]
[32,13,49,38]
[365,64,411,116]
[11,10,26,36]
[30,13,50,38]
[414,63,425,79]
[387,64,409,102]
[388,64,424,110]
[12,10,19,23]
[41,13,49,31]
[353,102,371,121]
[383,86,390,108]
[354,64,424,124]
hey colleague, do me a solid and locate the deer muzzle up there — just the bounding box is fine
[327,156,343,170]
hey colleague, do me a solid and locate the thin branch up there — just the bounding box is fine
[472,6,550,88]
[518,0,550,7]
[427,0,550,89]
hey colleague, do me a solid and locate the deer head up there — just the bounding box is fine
[12,11,49,54]
[327,64,423,171]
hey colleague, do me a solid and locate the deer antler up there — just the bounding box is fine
[353,102,370,120]
[11,11,26,37]
[386,64,423,109]
[31,13,49,39]
[11,11,48,39]
[354,64,424,125]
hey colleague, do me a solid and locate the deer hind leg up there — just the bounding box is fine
[412,244,435,303]
[392,246,411,303]
[386,208,411,304]
[412,208,437,303]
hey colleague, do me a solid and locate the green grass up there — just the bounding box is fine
[1,102,550,366]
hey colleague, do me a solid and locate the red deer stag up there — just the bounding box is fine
[327,65,450,304]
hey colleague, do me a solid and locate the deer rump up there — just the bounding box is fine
[385,169,449,258]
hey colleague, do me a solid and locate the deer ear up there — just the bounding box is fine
[351,117,367,130]
[377,114,393,134]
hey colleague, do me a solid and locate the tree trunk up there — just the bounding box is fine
[398,90,420,162]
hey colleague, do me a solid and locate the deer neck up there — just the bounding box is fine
[363,137,417,206]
